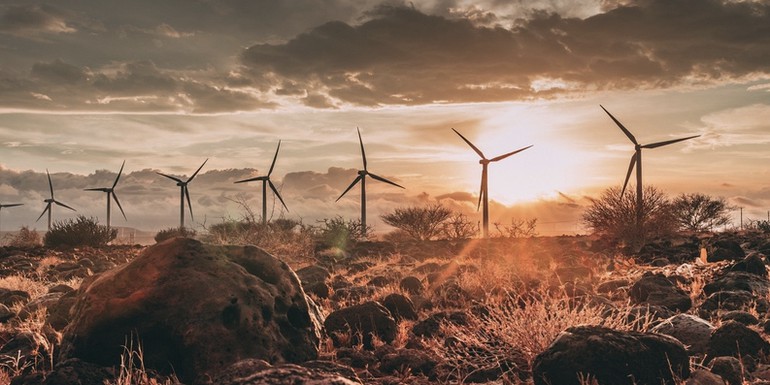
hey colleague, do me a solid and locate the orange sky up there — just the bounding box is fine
[1,1,769,233]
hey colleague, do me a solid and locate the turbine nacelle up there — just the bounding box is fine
[358,170,367,176]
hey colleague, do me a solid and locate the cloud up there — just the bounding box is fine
[688,103,770,150]
[0,4,76,36]
[239,1,770,107]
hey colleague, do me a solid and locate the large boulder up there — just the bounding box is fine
[630,273,692,312]
[532,325,690,385]
[703,271,770,296]
[652,314,715,355]
[708,240,745,262]
[59,238,322,384]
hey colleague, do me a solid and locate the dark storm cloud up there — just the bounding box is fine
[240,0,770,107]
[0,59,271,113]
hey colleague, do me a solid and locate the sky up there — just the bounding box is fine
[0,0,769,235]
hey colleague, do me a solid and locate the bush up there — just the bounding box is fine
[672,193,732,232]
[5,226,42,247]
[381,203,453,241]
[440,212,478,240]
[493,218,538,238]
[315,216,370,249]
[154,227,197,243]
[582,186,677,247]
[44,216,117,248]
[205,218,313,263]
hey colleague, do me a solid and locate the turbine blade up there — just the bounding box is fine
[268,140,281,176]
[490,145,534,162]
[36,204,51,222]
[368,172,405,189]
[336,176,363,202]
[452,128,486,159]
[54,200,77,212]
[157,172,184,183]
[268,180,289,211]
[357,127,368,171]
[112,160,126,189]
[187,158,208,183]
[621,153,637,197]
[112,192,127,221]
[642,135,700,149]
[234,176,266,184]
[185,186,194,221]
[84,188,108,192]
[46,169,54,199]
[600,105,638,145]
[4,204,23,208]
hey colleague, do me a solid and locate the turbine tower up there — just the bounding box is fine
[452,128,532,238]
[36,169,76,231]
[234,140,288,225]
[84,160,127,230]
[600,105,699,227]
[0,203,23,232]
[157,159,208,229]
[336,128,404,232]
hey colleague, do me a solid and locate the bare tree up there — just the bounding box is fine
[441,213,478,240]
[493,218,538,238]
[672,193,732,232]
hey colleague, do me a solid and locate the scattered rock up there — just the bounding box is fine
[324,301,397,349]
[210,359,362,385]
[47,284,75,295]
[720,310,759,326]
[38,358,114,385]
[379,349,437,378]
[0,303,15,323]
[596,279,630,294]
[399,276,422,294]
[684,369,727,385]
[707,321,770,362]
[700,291,769,317]
[59,238,322,384]
[296,265,331,299]
[411,311,469,338]
[367,276,394,288]
[704,271,770,296]
[0,289,31,307]
[532,325,689,385]
[630,273,692,312]
[381,293,418,321]
[709,356,743,385]
[727,253,767,276]
[652,314,715,355]
[708,240,746,262]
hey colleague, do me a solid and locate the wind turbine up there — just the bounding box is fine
[600,105,699,226]
[84,160,127,230]
[157,159,208,229]
[0,203,23,232]
[452,128,532,238]
[336,128,404,231]
[234,140,288,225]
[36,169,76,231]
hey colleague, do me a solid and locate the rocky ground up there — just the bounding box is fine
[0,232,769,384]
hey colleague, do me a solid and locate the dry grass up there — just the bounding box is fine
[0,275,48,300]
[107,337,180,385]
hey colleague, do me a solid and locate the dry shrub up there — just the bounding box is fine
[431,289,653,382]
[108,337,180,385]
[0,275,48,300]
[5,226,41,248]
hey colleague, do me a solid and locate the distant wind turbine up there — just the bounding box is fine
[0,203,23,232]
[157,159,208,229]
[84,160,127,230]
[336,128,404,231]
[234,140,288,225]
[600,105,700,226]
[452,128,532,238]
[36,169,76,231]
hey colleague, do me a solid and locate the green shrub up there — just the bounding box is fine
[6,226,42,247]
[381,203,453,241]
[154,227,197,243]
[44,216,116,248]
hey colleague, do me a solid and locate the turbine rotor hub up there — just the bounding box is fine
[358,170,367,176]
[479,159,490,165]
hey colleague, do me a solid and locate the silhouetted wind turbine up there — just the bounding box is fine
[157,159,208,229]
[600,105,699,226]
[84,160,127,230]
[336,128,404,231]
[234,140,288,225]
[0,203,23,232]
[452,128,532,238]
[36,170,76,231]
